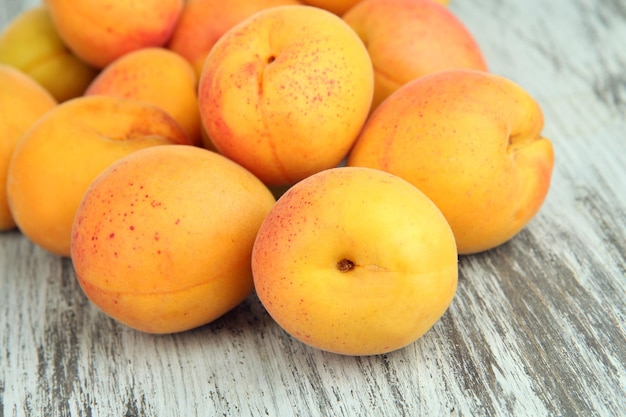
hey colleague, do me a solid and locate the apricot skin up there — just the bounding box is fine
[343,0,488,112]
[198,5,374,186]
[252,166,458,355]
[86,47,203,147]
[7,95,190,257]
[0,5,98,102]
[44,0,184,69]
[71,145,276,334]
[167,0,302,77]
[347,69,555,254]
[0,65,57,231]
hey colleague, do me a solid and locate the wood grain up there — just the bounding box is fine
[1,0,625,416]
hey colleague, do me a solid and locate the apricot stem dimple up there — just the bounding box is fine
[507,133,539,156]
[337,258,355,272]
[267,55,276,64]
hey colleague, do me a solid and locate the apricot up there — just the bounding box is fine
[0,5,98,102]
[86,47,203,147]
[167,0,302,78]
[300,0,450,16]
[44,0,184,69]
[71,145,276,334]
[252,166,458,355]
[300,0,363,15]
[7,95,191,257]
[343,0,488,112]
[0,65,57,231]
[347,69,555,254]
[198,5,374,186]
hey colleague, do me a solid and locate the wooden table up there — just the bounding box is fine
[2,0,625,415]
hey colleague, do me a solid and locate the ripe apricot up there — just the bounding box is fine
[71,145,276,333]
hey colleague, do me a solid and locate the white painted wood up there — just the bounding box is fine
[1,0,624,416]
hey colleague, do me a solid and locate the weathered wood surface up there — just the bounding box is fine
[1,0,625,416]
